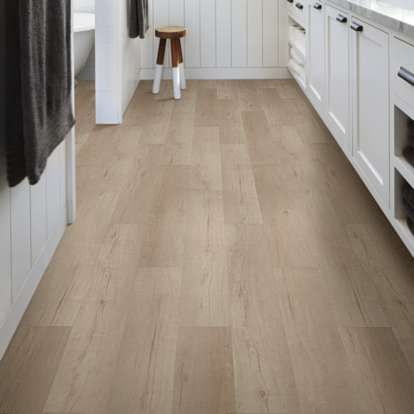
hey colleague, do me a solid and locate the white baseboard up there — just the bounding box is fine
[0,222,66,359]
[140,66,291,80]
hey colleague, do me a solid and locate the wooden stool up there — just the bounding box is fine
[152,26,187,100]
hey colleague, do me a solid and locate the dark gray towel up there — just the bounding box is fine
[5,0,25,185]
[0,0,7,152]
[129,0,149,39]
[6,0,75,187]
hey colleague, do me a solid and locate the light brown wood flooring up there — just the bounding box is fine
[1,80,414,413]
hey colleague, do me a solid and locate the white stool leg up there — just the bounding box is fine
[179,63,186,90]
[172,67,181,100]
[152,64,163,94]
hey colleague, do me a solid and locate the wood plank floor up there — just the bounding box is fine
[1,80,414,413]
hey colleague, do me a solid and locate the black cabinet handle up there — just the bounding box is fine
[336,14,347,23]
[295,3,304,10]
[398,67,414,87]
[351,22,363,32]
[313,3,322,10]
[287,0,294,3]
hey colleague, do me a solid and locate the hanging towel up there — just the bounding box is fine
[5,0,25,184]
[129,0,149,39]
[0,0,7,156]
[6,0,75,187]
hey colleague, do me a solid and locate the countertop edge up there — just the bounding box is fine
[326,0,414,40]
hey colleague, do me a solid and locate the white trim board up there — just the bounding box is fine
[140,67,291,80]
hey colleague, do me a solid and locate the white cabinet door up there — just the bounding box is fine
[325,5,351,154]
[351,18,390,208]
[307,1,325,115]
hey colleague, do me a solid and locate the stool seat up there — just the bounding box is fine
[155,26,187,39]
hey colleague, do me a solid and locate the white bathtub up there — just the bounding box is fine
[73,12,95,77]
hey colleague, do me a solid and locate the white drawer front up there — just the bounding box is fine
[391,37,414,106]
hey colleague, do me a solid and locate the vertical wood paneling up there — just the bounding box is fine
[248,0,263,67]
[263,0,278,67]
[143,0,285,73]
[278,0,289,66]
[142,0,155,69]
[169,0,185,25]
[200,0,216,67]
[30,176,47,265]
[184,0,201,67]
[6,142,66,304]
[10,181,32,301]
[216,0,232,67]
[46,144,66,240]
[0,166,11,326]
[1,136,68,358]
[232,0,248,67]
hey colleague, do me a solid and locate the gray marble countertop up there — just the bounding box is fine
[326,0,414,39]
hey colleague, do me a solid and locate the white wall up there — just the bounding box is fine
[122,1,142,112]
[141,0,289,79]
[0,142,68,359]
[95,0,141,124]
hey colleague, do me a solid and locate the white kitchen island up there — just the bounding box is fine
[286,0,414,255]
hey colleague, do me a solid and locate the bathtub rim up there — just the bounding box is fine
[73,12,95,33]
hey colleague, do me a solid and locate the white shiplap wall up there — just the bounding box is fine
[0,142,68,359]
[141,0,289,79]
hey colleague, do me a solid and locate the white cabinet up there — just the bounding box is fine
[325,5,351,154]
[307,1,325,115]
[351,18,390,208]
[293,0,414,255]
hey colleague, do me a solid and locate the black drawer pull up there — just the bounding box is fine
[336,14,347,23]
[351,22,363,32]
[287,0,294,3]
[398,67,414,87]
[295,3,304,10]
[313,3,322,10]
